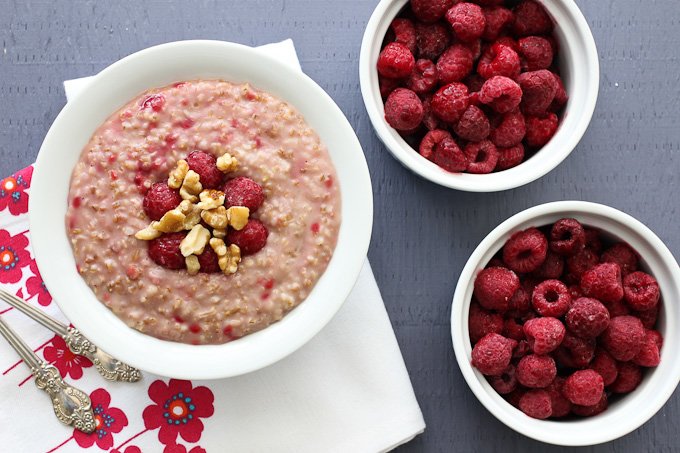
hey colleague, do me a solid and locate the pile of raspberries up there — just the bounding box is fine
[469,218,663,419]
[377,0,567,173]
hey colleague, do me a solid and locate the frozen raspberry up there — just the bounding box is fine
[507,286,531,316]
[609,362,642,393]
[479,76,522,114]
[512,0,553,37]
[482,6,514,41]
[389,18,417,54]
[471,333,517,375]
[601,315,645,361]
[517,354,556,388]
[505,388,526,408]
[148,232,187,270]
[549,218,586,256]
[565,247,599,281]
[518,70,558,115]
[533,251,564,280]
[568,284,583,300]
[518,36,554,71]
[384,88,424,131]
[223,176,265,213]
[601,243,639,276]
[434,136,468,172]
[572,394,608,417]
[635,305,660,329]
[453,105,490,142]
[489,364,518,394]
[379,75,402,99]
[502,227,548,274]
[466,38,482,60]
[554,333,596,369]
[565,297,610,339]
[525,113,559,147]
[495,144,525,171]
[607,298,632,318]
[623,271,660,312]
[503,318,525,341]
[563,369,604,406]
[490,110,526,148]
[419,129,451,160]
[469,302,504,343]
[580,263,624,304]
[584,228,603,253]
[406,59,439,94]
[550,73,569,111]
[226,219,268,256]
[523,317,565,355]
[513,339,531,359]
[477,44,521,80]
[532,279,571,317]
[377,42,416,79]
[519,390,552,419]
[421,95,441,130]
[445,2,486,42]
[545,377,571,418]
[473,267,520,312]
[464,140,499,174]
[632,329,661,367]
[647,329,664,349]
[495,36,520,52]
[142,183,182,221]
[589,349,618,386]
[436,45,474,84]
[411,0,455,23]
[186,151,224,189]
[196,247,220,273]
[415,22,451,60]
[432,82,469,123]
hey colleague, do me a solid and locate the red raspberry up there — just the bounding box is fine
[384,88,424,131]
[523,317,565,355]
[584,228,603,253]
[562,369,604,406]
[473,0,504,5]
[142,183,182,221]
[196,247,220,273]
[379,75,402,99]
[436,45,474,84]
[473,266,520,312]
[421,95,441,130]
[411,0,455,23]
[571,394,608,417]
[469,302,504,343]
[377,42,416,79]
[415,22,451,60]
[623,271,660,312]
[503,318,525,341]
[601,315,645,361]
[589,349,618,386]
[550,73,569,111]
[606,298,632,318]
[519,390,552,419]
[495,36,520,53]
[601,243,639,276]
[633,329,661,367]
[466,38,482,61]
[532,279,571,317]
[554,332,595,368]
[223,176,265,212]
[186,151,224,189]
[513,339,531,359]
[565,247,599,281]
[226,219,268,256]
[471,333,517,375]
[518,70,558,115]
[516,354,556,388]
[504,388,526,408]
[433,136,468,172]
[453,105,490,142]
[490,110,526,148]
[419,129,451,160]
[580,263,624,304]
[464,140,499,174]
[495,144,525,171]
[549,218,586,256]
[518,36,554,71]
[524,113,559,147]
[432,82,469,123]
[609,362,642,393]
[545,377,571,418]
[565,297,610,339]
[147,232,187,270]
[445,2,486,42]
[512,0,553,37]
[477,44,521,80]
[389,18,417,54]
[635,304,660,329]
[502,227,548,273]
[533,251,564,280]
[568,284,583,300]
[479,76,522,114]
[507,286,531,316]
[488,364,518,394]
[482,6,514,41]
[647,329,664,349]
[406,59,439,94]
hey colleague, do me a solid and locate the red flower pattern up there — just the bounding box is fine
[143,379,214,446]
[73,389,128,450]
[25,259,52,306]
[164,443,207,453]
[0,229,30,284]
[0,165,32,215]
[42,334,93,379]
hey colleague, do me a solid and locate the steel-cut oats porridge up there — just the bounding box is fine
[66,80,341,345]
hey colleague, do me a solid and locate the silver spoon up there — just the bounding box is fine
[0,288,141,382]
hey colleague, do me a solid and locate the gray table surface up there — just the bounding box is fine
[1,0,679,451]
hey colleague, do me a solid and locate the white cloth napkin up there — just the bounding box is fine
[0,40,424,452]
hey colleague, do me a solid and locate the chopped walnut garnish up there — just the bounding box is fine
[179,170,202,201]
[168,159,189,189]
[196,189,225,210]
[134,223,162,240]
[201,206,229,229]
[227,206,249,230]
[212,228,227,239]
[216,153,238,172]
[179,224,211,257]
[185,255,200,275]
[154,209,186,233]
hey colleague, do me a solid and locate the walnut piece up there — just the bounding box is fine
[209,237,228,256]
[168,159,189,189]
[179,170,202,202]
[196,189,225,211]
[227,206,250,230]
[201,206,228,229]
[180,224,211,257]
[216,153,238,172]
[134,223,162,240]
[212,228,227,239]
[178,200,202,230]
[155,209,186,233]
[219,244,242,274]
[185,255,200,275]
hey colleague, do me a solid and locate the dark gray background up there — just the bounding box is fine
[1,0,678,451]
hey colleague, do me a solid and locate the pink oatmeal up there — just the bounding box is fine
[66,80,341,345]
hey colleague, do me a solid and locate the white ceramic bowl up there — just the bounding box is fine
[29,40,373,379]
[451,201,680,445]
[359,0,600,192]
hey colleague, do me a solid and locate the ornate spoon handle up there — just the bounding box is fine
[0,288,141,382]
[0,315,96,433]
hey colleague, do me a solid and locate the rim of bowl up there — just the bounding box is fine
[359,0,600,192]
[29,40,373,379]
[451,201,680,446]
